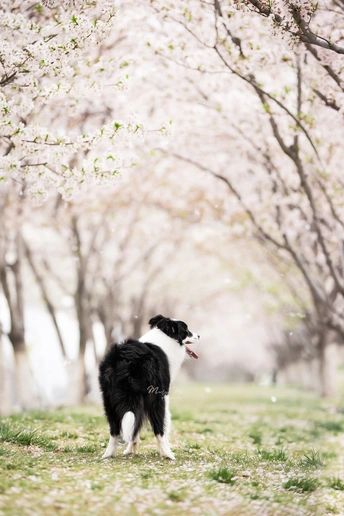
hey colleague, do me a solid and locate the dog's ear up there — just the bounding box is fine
[149,314,166,328]
[157,318,180,340]
[160,319,176,335]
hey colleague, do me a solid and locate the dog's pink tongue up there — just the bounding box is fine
[186,346,199,359]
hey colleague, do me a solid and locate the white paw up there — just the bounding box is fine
[102,451,115,459]
[163,451,175,461]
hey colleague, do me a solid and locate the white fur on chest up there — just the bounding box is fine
[139,328,186,384]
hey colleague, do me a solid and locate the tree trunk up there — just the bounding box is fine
[78,352,88,403]
[72,216,91,404]
[318,330,336,397]
[131,309,144,340]
[0,324,13,415]
[0,232,39,410]
[97,305,114,352]
[76,292,98,403]
[13,347,39,410]
[64,355,88,405]
[75,307,89,404]
[23,238,67,359]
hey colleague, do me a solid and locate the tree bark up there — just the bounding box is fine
[75,294,89,403]
[318,330,336,397]
[13,348,39,410]
[97,300,116,351]
[72,216,92,403]
[77,351,88,403]
[0,232,39,410]
[0,323,13,415]
[22,237,67,359]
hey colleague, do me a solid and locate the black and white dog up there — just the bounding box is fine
[99,315,200,460]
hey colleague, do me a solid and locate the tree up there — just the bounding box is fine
[238,0,344,55]
[0,319,13,415]
[0,0,174,407]
[0,186,39,408]
[0,1,151,199]
[20,178,183,402]
[130,0,344,394]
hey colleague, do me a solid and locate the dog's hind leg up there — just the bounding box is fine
[102,434,119,458]
[123,434,141,455]
[146,394,175,460]
[102,409,121,459]
[123,402,144,455]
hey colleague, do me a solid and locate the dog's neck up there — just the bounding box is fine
[139,328,186,384]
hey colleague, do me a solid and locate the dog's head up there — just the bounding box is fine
[149,314,200,359]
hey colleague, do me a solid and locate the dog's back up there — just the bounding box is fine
[99,339,170,395]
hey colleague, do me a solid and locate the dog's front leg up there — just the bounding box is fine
[164,395,172,447]
[156,434,175,460]
[156,395,175,460]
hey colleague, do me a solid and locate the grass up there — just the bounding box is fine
[0,421,57,451]
[1,383,344,515]
[256,447,288,462]
[283,476,320,492]
[326,477,344,491]
[299,449,326,469]
[209,466,238,484]
[316,420,343,433]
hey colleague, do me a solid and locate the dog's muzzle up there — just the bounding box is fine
[183,333,200,359]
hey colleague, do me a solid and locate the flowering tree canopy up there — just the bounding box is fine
[238,0,344,55]
[127,0,344,395]
[0,1,153,201]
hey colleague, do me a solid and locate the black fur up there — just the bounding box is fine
[99,339,170,440]
[149,314,193,345]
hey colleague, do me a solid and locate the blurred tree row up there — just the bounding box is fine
[1,0,344,410]
[143,0,344,396]
[0,175,190,409]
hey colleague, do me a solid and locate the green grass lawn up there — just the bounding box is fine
[1,383,344,515]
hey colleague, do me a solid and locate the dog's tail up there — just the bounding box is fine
[121,411,135,442]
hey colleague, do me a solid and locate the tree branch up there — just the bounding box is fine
[214,0,245,57]
[162,149,329,305]
[290,3,344,55]
[244,0,344,54]
[22,237,67,359]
